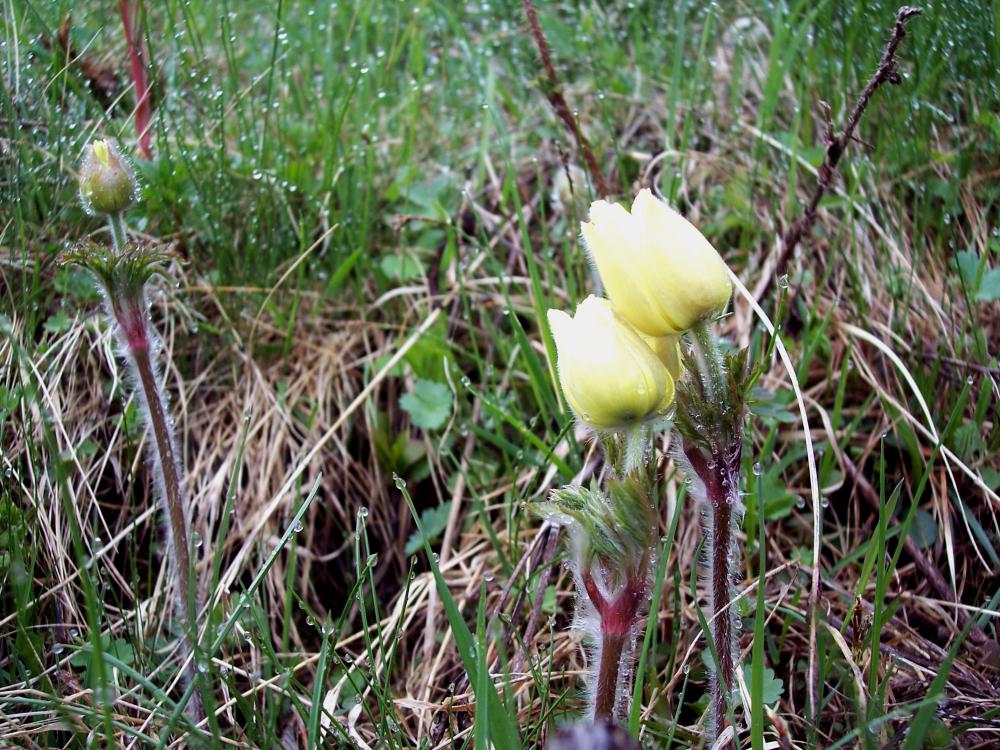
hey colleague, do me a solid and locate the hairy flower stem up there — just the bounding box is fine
[131,342,194,619]
[121,303,205,720]
[104,213,204,723]
[688,322,743,748]
[108,212,128,252]
[710,501,735,734]
[595,634,626,719]
[583,565,647,723]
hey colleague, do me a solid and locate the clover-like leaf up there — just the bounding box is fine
[400,378,452,430]
[976,267,1000,302]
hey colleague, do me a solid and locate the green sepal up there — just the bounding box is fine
[541,476,655,587]
[61,241,174,308]
[675,341,750,453]
[601,428,657,484]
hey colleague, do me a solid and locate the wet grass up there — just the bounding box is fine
[2,0,1000,747]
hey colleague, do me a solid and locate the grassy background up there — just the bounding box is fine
[2,0,999,747]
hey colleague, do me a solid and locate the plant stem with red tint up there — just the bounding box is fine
[583,568,647,723]
[118,0,152,159]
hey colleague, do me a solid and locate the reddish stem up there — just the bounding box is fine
[594,633,626,721]
[118,0,152,159]
[521,0,611,197]
[710,499,735,747]
[113,302,148,353]
[117,300,203,721]
[685,443,741,750]
[583,571,646,722]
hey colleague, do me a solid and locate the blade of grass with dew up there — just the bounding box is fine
[750,464,766,750]
[399,476,522,750]
[475,582,490,750]
[503,165,560,411]
[307,616,334,748]
[208,411,251,635]
[461,379,574,478]
[898,586,1000,750]
[498,280,557,427]
[629,491,683,735]
[155,475,322,746]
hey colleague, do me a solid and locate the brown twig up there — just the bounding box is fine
[921,353,1000,379]
[763,6,922,301]
[521,0,612,198]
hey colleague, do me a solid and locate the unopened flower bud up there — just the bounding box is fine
[548,295,674,431]
[582,189,732,336]
[79,140,137,216]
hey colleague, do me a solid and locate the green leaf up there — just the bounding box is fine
[400,174,459,219]
[115,400,143,434]
[371,352,406,378]
[379,253,426,281]
[70,635,133,674]
[908,508,939,550]
[739,663,784,706]
[950,422,982,460]
[107,639,135,665]
[404,503,452,556]
[403,318,452,380]
[748,387,797,424]
[53,267,102,303]
[400,379,452,430]
[76,440,99,457]
[954,250,980,289]
[541,585,557,614]
[43,310,74,334]
[976,267,1000,301]
[743,466,800,525]
[981,468,1000,491]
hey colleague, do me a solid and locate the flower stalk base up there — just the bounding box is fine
[676,321,749,749]
[595,633,627,720]
[582,565,648,723]
[543,473,656,726]
[686,443,742,745]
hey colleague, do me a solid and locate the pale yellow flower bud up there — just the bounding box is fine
[548,296,675,430]
[582,189,732,336]
[79,140,138,216]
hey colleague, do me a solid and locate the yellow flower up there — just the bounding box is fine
[581,189,732,336]
[79,140,137,216]
[640,333,684,381]
[548,296,675,430]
